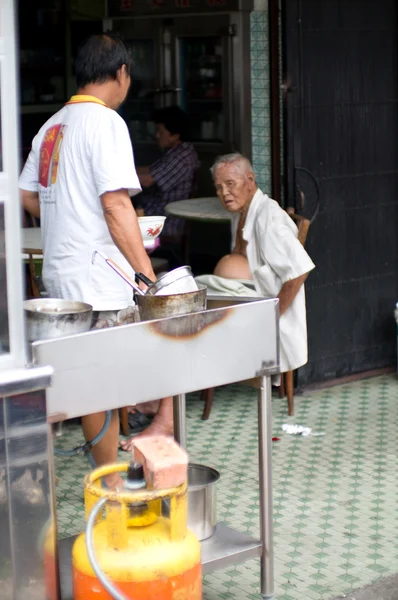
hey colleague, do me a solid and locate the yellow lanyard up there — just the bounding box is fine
[65,95,108,107]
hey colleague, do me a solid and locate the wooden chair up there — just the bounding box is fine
[23,211,43,299]
[278,209,311,416]
[201,208,311,420]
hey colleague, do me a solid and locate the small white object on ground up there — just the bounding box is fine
[281,424,326,437]
[282,423,312,437]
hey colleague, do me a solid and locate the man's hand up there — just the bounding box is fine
[20,190,40,218]
[101,189,156,282]
[278,273,309,315]
[136,166,154,188]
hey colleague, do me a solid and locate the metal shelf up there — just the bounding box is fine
[202,523,261,574]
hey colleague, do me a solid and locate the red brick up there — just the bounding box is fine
[132,435,188,490]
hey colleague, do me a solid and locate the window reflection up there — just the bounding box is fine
[0,204,9,353]
[0,66,2,172]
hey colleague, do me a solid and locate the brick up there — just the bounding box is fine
[132,435,188,490]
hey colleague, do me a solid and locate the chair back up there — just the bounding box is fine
[286,207,310,247]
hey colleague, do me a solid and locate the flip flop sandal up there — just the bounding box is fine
[127,410,154,434]
[118,411,155,451]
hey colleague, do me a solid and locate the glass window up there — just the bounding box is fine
[0,66,10,354]
[0,66,2,172]
[0,203,9,354]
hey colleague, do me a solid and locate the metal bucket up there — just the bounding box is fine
[135,285,207,321]
[188,463,220,541]
[24,298,93,341]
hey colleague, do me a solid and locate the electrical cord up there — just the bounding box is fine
[54,410,112,457]
[86,497,130,600]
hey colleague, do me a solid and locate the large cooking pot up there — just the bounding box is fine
[24,298,93,341]
[135,285,207,321]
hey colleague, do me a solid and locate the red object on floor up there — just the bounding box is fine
[272,437,281,442]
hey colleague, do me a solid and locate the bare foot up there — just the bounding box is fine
[120,416,173,452]
[128,400,160,416]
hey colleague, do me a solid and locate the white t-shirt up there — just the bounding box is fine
[19,101,141,311]
[231,189,316,372]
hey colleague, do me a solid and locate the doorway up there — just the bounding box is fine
[282,0,398,383]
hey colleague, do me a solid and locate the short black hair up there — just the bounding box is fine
[152,106,190,141]
[75,34,133,88]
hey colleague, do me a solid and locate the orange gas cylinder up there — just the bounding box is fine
[72,463,202,600]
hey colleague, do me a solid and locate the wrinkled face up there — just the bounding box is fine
[213,163,256,212]
[155,124,180,149]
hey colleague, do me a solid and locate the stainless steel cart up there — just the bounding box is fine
[32,295,279,599]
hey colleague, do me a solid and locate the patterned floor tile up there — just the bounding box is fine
[54,374,398,599]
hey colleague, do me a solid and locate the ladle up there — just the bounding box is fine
[91,250,145,296]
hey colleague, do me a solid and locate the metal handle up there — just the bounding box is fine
[135,272,155,287]
[294,166,321,223]
[91,250,145,296]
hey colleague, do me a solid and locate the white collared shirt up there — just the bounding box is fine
[232,189,316,372]
[19,103,141,311]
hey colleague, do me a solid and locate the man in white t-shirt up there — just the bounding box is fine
[196,153,315,374]
[19,35,173,489]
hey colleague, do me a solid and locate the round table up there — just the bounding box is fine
[165,198,232,262]
[164,197,232,223]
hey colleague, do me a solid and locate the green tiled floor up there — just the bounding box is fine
[55,374,398,599]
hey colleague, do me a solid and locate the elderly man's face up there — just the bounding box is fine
[214,164,256,212]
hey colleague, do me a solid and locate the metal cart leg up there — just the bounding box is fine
[258,376,274,599]
[173,394,187,449]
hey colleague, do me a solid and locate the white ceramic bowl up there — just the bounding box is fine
[138,216,166,248]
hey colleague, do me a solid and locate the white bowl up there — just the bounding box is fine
[138,216,166,248]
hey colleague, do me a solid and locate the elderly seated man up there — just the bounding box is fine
[196,153,315,375]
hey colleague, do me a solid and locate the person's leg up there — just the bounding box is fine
[128,399,160,415]
[81,410,123,489]
[120,396,173,451]
[213,253,252,280]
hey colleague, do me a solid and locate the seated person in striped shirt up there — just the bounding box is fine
[134,106,199,249]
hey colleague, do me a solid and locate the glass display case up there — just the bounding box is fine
[119,39,158,143]
[19,2,65,112]
[113,11,251,194]
[178,36,225,143]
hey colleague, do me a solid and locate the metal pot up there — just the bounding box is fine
[135,266,198,296]
[135,285,207,321]
[188,463,220,541]
[24,298,93,341]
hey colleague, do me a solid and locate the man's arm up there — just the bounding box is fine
[278,272,308,315]
[20,190,40,219]
[101,189,156,281]
[136,166,154,188]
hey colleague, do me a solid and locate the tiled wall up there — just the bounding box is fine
[250,7,271,192]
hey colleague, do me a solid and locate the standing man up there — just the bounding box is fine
[19,35,173,489]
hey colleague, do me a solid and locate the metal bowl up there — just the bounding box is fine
[145,266,197,296]
[24,298,93,341]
